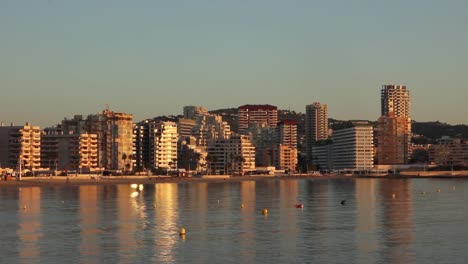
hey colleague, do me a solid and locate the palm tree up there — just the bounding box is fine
[121,153,127,171]
[205,154,218,175]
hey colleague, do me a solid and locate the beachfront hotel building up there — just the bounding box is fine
[238,104,278,134]
[133,120,178,170]
[312,122,374,170]
[154,121,178,169]
[41,128,99,172]
[207,134,255,175]
[305,102,328,164]
[0,123,41,171]
[377,85,411,164]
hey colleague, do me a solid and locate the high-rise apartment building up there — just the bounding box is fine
[154,121,178,169]
[238,104,278,133]
[277,120,297,148]
[377,85,411,164]
[86,109,134,170]
[0,123,41,171]
[305,102,328,164]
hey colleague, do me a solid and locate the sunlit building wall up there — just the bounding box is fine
[0,123,41,171]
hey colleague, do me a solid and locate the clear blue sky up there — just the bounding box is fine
[2,0,468,127]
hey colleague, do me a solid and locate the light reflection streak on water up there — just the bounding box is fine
[17,187,41,264]
[79,185,99,263]
[239,180,256,263]
[378,179,415,264]
[116,185,138,263]
[355,178,378,263]
[153,183,179,263]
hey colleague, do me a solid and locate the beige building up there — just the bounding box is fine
[41,129,99,172]
[273,145,298,171]
[207,134,255,175]
[177,118,197,138]
[192,114,231,146]
[238,104,278,134]
[429,137,468,166]
[183,105,208,120]
[305,102,328,164]
[277,120,297,148]
[0,123,41,171]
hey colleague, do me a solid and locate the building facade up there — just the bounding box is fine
[183,105,208,120]
[86,109,134,170]
[0,123,41,171]
[154,121,178,169]
[429,137,468,166]
[305,102,328,164]
[277,120,298,148]
[207,134,255,175]
[377,85,411,165]
[238,104,278,134]
[312,122,374,170]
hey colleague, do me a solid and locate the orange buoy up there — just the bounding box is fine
[262,208,268,215]
[295,204,304,208]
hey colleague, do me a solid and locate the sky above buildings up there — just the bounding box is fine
[1,0,468,127]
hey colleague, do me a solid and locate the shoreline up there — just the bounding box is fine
[0,174,347,187]
[1,172,468,187]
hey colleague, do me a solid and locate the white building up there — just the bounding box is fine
[312,122,374,170]
[154,121,178,169]
[207,134,255,175]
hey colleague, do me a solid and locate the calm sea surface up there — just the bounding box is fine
[1,178,468,264]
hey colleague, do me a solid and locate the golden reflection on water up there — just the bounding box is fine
[240,181,256,263]
[355,179,378,263]
[79,186,99,262]
[153,183,179,263]
[379,179,415,263]
[279,180,299,257]
[17,187,41,263]
[116,185,139,263]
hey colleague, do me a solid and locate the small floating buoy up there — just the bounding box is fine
[241,203,244,208]
[295,203,304,208]
[340,200,346,205]
[452,186,456,190]
[61,200,65,204]
[130,184,138,189]
[392,194,396,199]
[153,204,156,208]
[420,192,426,195]
[262,208,268,215]
[130,191,139,198]
[179,227,186,235]
[22,205,27,210]
[437,188,441,193]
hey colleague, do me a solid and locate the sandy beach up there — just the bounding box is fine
[0,174,349,187]
[2,171,468,187]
